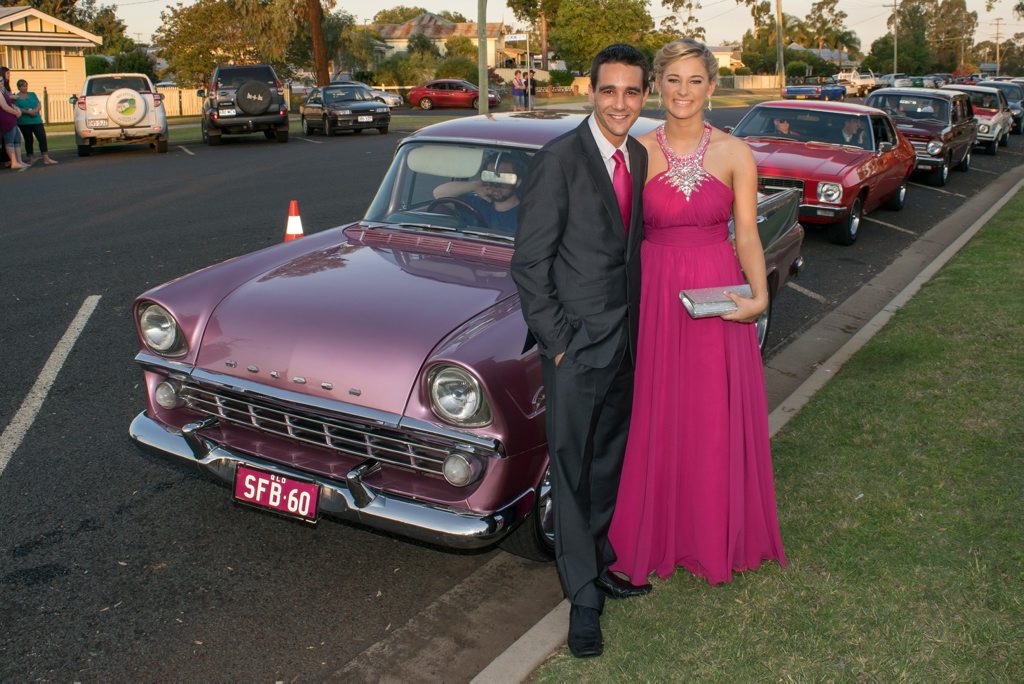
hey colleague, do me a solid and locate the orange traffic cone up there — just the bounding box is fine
[284,200,304,242]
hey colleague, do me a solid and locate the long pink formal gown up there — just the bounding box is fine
[608,123,786,586]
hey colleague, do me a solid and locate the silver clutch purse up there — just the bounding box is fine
[679,284,752,318]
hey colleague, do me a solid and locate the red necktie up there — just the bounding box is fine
[612,149,632,233]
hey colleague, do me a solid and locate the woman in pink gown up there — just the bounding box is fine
[608,39,786,586]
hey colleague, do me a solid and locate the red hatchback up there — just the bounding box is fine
[730,101,916,245]
[407,79,501,110]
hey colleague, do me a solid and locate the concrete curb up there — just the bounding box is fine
[471,165,1024,683]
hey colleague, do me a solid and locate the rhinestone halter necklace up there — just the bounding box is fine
[656,122,712,201]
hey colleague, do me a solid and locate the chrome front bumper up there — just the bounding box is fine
[129,411,535,549]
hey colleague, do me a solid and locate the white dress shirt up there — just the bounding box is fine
[588,114,630,181]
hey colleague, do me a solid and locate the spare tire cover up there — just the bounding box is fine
[106,88,147,127]
[236,81,273,115]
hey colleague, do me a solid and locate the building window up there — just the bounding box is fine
[45,47,62,69]
[1,47,62,70]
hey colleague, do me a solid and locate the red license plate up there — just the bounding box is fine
[234,465,319,522]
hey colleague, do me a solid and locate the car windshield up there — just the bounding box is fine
[86,76,151,95]
[324,86,374,103]
[984,83,1023,101]
[216,67,276,88]
[867,94,948,122]
[732,107,873,149]
[364,142,535,240]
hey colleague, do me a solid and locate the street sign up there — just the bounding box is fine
[505,33,528,41]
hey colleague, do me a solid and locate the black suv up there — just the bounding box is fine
[199,64,289,145]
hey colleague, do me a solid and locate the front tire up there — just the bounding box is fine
[829,196,862,246]
[956,147,971,172]
[927,156,950,186]
[885,177,908,210]
[986,139,998,155]
[302,117,313,136]
[419,98,433,110]
[324,116,332,136]
[499,466,554,561]
[999,130,1010,147]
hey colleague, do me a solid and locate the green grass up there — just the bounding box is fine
[534,192,1024,680]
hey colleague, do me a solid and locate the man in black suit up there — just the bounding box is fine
[511,44,652,659]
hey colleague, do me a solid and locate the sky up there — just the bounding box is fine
[118,0,1024,55]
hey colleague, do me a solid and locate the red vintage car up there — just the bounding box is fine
[129,113,803,560]
[406,79,501,110]
[730,101,917,245]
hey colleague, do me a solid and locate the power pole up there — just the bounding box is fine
[994,18,1003,76]
[775,0,784,87]
[539,10,549,71]
[478,0,489,114]
[892,0,898,74]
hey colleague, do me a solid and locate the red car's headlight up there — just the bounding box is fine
[138,303,188,357]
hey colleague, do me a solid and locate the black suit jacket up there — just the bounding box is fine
[511,117,647,368]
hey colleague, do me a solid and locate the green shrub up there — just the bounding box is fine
[436,55,478,84]
[786,61,808,78]
[735,66,752,76]
[719,66,733,76]
[547,69,575,86]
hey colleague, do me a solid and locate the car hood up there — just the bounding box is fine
[194,227,517,414]
[746,140,864,178]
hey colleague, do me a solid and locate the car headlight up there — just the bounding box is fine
[979,123,990,133]
[428,365,492,426]
[376,107,388,113]
[138,303,186,356]
[926,140,943,155]
[817,182,843,204]
[334,108,351,115]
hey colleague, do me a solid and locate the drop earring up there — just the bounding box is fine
[706,98,712,111]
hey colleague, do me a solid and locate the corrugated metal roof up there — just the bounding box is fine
[371,13,503,41]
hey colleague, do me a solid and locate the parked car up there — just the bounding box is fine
[198,64,289,145]
[728,100,916,245]
[976,80,1024,133]
[782,76,846,101]
[833,69,879,96]
[69,73,168,156]
[299,84,390,135]
[836,79,859,97]
[879,73,913,88]
[331,80,403,108]
[128,113,804,560]
[942,84,1013,154]
[406,79,501,110]
[908,75,940,88]
[865,88,977,186]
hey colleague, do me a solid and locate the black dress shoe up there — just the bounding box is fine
[567,605,603,658]
[596,570,652,599]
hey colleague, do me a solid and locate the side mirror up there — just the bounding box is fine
[196,89,205,98]
[878,141,894,154]
[68,95,78,105]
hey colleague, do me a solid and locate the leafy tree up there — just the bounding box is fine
[436,55,478,82]
[894,2,931,73]
[926,0,977,71]
[659,0,705,41]
[335,25,382,74]
[786,60,808,77]
[111,46,157,80]
[289,8,352,75]
[407,32,440,57]
[372,51,436,87]
[23,0,80,23]
[861,34,894,73]
[372,6,428,24]
[548,0,653,73]
[154,0,261,86]
[438,11,468,22]
[444,35,477,60]
[805,0,847,54]
[77,0,135,55]
[85,54,113,75]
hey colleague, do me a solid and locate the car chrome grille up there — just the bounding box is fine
[181,385,449,475]
[909,141,928,153]
[759,177,805,194]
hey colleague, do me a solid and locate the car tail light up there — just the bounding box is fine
[77,96,87,111]
[153,93,164,107]
[815,87,822,94]
[279,106,287,115]
[275,79,284,96]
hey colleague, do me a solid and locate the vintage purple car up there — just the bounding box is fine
[129,113,804,560]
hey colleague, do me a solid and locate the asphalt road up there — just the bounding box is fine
[1,106,1021,679]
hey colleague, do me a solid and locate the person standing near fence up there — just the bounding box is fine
[14,79,57,165]
[528,70,537,111]
[0,66,29,171]
[511,70,526,111]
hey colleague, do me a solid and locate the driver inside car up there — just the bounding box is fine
[432,153,527,235]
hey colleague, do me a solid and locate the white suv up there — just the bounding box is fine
[70,73,168,156]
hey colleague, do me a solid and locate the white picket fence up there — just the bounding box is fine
[39,86,204,123]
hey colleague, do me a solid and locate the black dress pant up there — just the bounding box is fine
[19,123,47,155]
[541,339,633,611]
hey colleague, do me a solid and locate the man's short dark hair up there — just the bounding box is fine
[590,44,650,91]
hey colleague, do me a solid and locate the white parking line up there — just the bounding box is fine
[969,167,998,175]
[0,295,101,478]
[177,145,195,156]
[786,281,830,304]
[297,137,323,144]
[908,182,967,198]
[862,216,917,235]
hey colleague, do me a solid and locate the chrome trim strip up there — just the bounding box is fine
[399,415,503,454]
[135,351,195,375]
[800,203,849,215]
[129,412,534,549]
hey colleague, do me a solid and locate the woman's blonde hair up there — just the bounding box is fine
[653,38,719,84]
